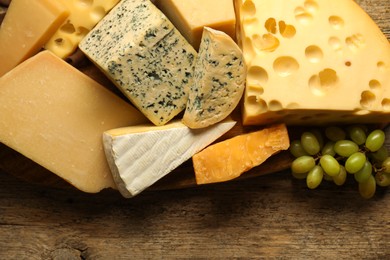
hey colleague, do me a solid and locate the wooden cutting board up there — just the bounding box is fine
[0,0,389,193]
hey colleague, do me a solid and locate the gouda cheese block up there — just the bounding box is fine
[235,0,390,125]
[193,124,290,184]
[0,0,69,76]
[45,0,120,59]
[0,51,148,193]
[155,0,236,50]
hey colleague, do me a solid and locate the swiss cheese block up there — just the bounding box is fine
[183,27,245,129]
[155,0,236,51]
[193,124,289,184]
[79,0,197,126]
[0,51,148,193]
[0,0,69,77]
[103,119,236,197]
[44,0,120,59]
[235,0,390,125]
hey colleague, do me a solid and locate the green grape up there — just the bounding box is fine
[319,154,340,177]
[354,160,372,183]
[370,146,389,165]
[365,129,385,152]
[359,174,376,199]
[291,156,316,174]
[375,171,390,187]
[325,126,346,142]
[321,141,336,156]
[333,165,347,186]
[301,132,320,155]
[347,125,367,145]
[345,152,366,174]
[306,165,324,189]
[289,140,309,158]
[382,157,390,174]
[311,129,324,149]
[292,171,308,180]
[323,172,334,181]
[334,140,359,157]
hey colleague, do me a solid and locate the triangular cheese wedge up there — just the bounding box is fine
[103,119,236,197]
[235,0,390,125]
[183,27,246,129]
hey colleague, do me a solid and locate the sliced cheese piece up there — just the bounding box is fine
[0,0,69,77]
[235,0,390,125]
[183,27,246,129]
[103,119,236,197]
[44,0,120,59]
[193,124,289,184]
[79,0,197,126]
[0,51,148,193]
[155,0,236,50]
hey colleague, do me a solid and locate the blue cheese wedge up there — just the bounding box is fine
[183,27,246,129]
[79,0,197,126]
[103,119,236,197]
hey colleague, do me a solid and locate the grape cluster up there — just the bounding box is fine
[289,125,390,199]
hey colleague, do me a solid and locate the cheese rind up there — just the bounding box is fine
[44,0,120,59]
[79,0,197,126]
[193,124,289,184]
[155,0,236,50]
[235,0,390,125]
[183,27,245,129]
[0,0,69,77]
[103,119,236,197]
[0,51,148,193]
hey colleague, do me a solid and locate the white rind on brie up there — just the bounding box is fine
[103,119,236,197]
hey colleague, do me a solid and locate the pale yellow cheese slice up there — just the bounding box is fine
[155,0,236,50]
[0,51,148,193]
[193,124,290,184]
[0,0,69,77]
[183,27,245,129]
[235,0,390,125]
[44,0,120,59]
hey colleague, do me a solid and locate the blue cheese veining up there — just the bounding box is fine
[79,0,197,126]
[182,27,246,129]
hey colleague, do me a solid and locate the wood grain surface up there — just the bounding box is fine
[0,0,389,259]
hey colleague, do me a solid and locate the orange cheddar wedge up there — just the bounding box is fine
[193,124,290,184]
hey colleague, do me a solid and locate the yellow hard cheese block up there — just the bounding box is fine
[45,0,120,59]
[0,0,69,77]
[155,0,236,50]
[193,124,290,184]
[235,0,390,125]
[0,51,148,193]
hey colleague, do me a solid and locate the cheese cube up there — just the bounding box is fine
[193,124,290,184]
[103,119,236,197]
[155,0,236,50]
[79,0,197,126]
[235,0,390,125]
[183,27,246,129]
[0,51,148,193]
[44,0,120,59]
[0,0,69,77]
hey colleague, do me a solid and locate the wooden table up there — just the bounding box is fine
[1,0,389,258]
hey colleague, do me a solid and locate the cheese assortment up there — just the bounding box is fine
[154,0,236,51]
[0,0,69,76]
[235,0,390,126]
[183,27,245,129]
[103,119,236,197]
[44,0,120,59]
[79,0,197,126]
[193,124,290,184]
[0,0,389,197]
[0,51,148,193]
